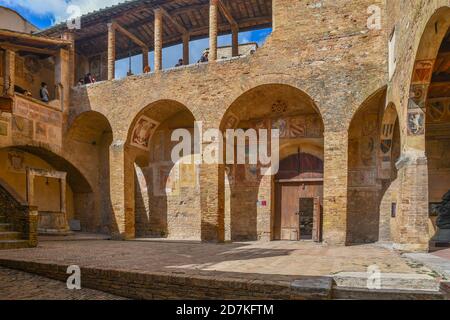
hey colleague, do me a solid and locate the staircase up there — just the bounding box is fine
[0,178,38,250]
[0,213,28,250]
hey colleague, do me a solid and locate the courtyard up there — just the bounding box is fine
[0,238,449,299]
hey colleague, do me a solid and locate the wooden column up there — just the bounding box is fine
[231,26,239,57]
[4,49,15,96]
[154,8,163,71]
[142,47,149,71]
[107,23,116,80]
[183,33,190,65]
[209,0,218,61]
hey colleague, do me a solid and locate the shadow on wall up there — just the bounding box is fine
[66,108,115,235]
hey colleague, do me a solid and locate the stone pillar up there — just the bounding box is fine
[231,26,239,57]
[55,48,70,112]
[183,34,190,65]
[154,8,163,71]
[4,49,15,96]
[394,149,430,251]
[62,31,76,87]
[60,174,67,214]
[322,130,348,245]
[107,23,116,80]
[142,47,149,71]
[109,142,135,239]
[209,0,218,61]
[200,162,225,242]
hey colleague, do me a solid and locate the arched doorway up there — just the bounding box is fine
[425,23,450,239]
[347,87,387,244]
[67,111,113,233]
[0,146,93,234]
[221,84,324,242]
[404,7,450,248]
[126,100,200,240]
[274,152,323,241]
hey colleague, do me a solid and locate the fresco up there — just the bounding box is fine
[130,115,159,151]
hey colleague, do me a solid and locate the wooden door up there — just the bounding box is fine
[275,182,323,241]
[278,184,300,241]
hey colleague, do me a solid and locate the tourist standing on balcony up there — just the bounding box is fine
[84,73,96,84]
[39,82,49,103]
[198,50,209,63]
[175,59,183,67]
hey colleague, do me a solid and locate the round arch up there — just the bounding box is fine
[125,99,200,240]
[0,145,96,234]
[347,86,387,244]
[221,83,325,242]
[67,111,114,146]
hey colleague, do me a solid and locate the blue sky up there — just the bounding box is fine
[0,0,272,78]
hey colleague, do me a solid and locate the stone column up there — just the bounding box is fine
[60,173,67,214]
[55,48,70,112]
[62,31,76,87]
[209,0,218,61]
[107,23,116,80]
[322,130,348,245]
[183,33,190,65]
[26,169,35,206]
[154,8,163,71]
[4,49,15,96]
[109,142,135,239]
[142,47,149,71]
[231,26,239,57]
[394,149,430,251]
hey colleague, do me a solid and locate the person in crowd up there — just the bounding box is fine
[198,50,209,63]
[39,82,49,103]
[84,73,95,84]
[143,64,151,73]
[77,78,85,86]
[175,59,183,67]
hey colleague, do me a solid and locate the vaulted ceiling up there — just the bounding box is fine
[430,28,450,99]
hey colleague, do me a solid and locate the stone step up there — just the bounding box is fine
[0,240,29,250]
[0,224,11,232]
[333,272,440,292]
[0,231,21,241]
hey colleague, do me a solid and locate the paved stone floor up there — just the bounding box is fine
[433,248,450,260]
[0,266,125,300]
[0,240,433,280]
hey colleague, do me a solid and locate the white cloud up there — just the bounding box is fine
[0,0,124,23]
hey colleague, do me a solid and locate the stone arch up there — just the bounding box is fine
[407,7,450,150]
[66,111,114,234]
[221,84,324,242]
[394,6,450,250]
[0,145,95,234]
[125,99,200,240]
[347,86,387,244]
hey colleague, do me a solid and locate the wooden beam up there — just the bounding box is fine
[217,0,238,29]
[111,21,148,49]
[0,29,72,47]
[0,42,57,55]
[159,8,188,35]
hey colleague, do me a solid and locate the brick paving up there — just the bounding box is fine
[0,240,431,280]
[433,248,450,260]
[0,266,125,300]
